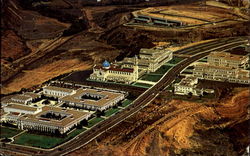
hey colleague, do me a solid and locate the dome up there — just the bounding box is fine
[102,60,110,68]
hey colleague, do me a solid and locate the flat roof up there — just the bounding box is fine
[23,92,40,99]
[43,86,75,93]
[209,51,248,61]
[11,95,32,101]
[177,76,198,87]
[194,62,233,70]
[140,48,165,54]
[19,106,91,127]
[60,88,124,108]
[4,104,39,112]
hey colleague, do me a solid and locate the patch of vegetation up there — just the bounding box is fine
[141,74,162,82]
[154,65,172,75]
[167,57,184,65]
[0,126,23,139]
[104,108,120,117]
[133,83,153,88]
[121,99,133,107]
[13,128,85,149]
[87,117,104,128]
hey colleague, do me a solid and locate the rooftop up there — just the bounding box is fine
[19,106,91,127]
[177,76,198,87]
[60,88,124,107]
[11,95,32,101]
[209,51,248,61]
[43,86,75,93]
[4,104,39,112]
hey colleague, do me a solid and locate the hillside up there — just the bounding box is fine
[1,0,249,95]
[70,88,250,156]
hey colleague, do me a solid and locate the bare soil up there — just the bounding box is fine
[70,88,249,156]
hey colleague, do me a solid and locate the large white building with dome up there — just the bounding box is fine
[89,47,173,84]
[89,57,140,84]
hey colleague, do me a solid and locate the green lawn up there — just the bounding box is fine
[87,117,104,128]
[13,128,86,149]
[104,108,120,117]
[141,74,162,82]
[154,65,172,75]
[121,99,133,107]
[0,126,23,139]
[167,57,184,65]
[133,83,153,88]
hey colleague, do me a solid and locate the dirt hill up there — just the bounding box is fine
[70,88,250,156]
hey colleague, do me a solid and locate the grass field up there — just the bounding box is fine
[121,99,133,107]
[133,82,153,88]
[141,74,162,82]
[0,126,23,139]
[167,57,184,65]
[154,65,172,75]
[104,108,120,117]
[87,117,104,128]
[13,128,86,149]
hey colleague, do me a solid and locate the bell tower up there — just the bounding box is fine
[133,55,139,81]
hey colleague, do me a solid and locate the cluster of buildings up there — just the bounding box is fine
[193,51,250,84]
[1,84,126,134]
[174,51,249,97]
[43,86,125,111]
[174,76,214,96]
[133,14,184,27]
[90,47,173,84]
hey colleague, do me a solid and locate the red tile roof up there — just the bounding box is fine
[94,65,134,73]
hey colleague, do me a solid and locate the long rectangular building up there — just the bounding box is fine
[207,51,249,69]
[119,47,173,73]
[193,62,250,84]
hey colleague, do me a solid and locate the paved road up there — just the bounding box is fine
[1,37,247,156]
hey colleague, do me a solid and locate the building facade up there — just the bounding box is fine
[207,51,249,69]
[90,48,172,84]
[193,52,250,84]
[174,77,203,96]
[90,58,139,84]
[119,47,173,73]
[4,106,92,134]
[193,63,250,84]
[3,104,42,115]
[43,86,76,97]
[174,76,214,96]
[1,92,41,105]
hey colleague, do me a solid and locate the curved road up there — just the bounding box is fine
[0,37,248,156]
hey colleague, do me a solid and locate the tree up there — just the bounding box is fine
[95,110,104,117]
[188,92,193,98]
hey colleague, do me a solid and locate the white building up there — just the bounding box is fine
[90,58,139,84]
[17,106,92,134]
[174,77,203,96]
[1,92,41,105]
[59,88,125,111]
[3,104,42,115]
[119,47,173,73]
[193,52,250,84]
[90,47,173,84]
[193,62,250,84]
[207,51,249,69]
[43,86,76,97]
